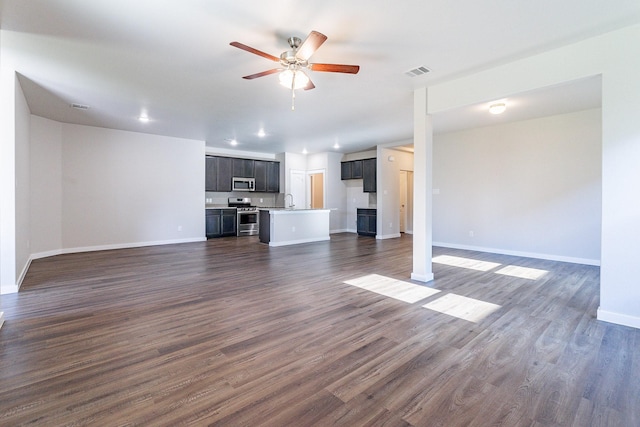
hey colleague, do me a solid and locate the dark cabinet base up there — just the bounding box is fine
[357,208,377,237]
[206,209,237,238]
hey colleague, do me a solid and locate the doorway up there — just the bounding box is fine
[308,170,325,209]
[399,170,413,233]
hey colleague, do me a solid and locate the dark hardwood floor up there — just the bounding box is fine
[0,233,638,426]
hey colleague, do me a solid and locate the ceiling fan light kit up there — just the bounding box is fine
[230,30,360,110]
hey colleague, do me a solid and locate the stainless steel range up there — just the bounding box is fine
[228,197,259,236]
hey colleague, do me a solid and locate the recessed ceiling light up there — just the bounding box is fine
[257,129,266,137]
[302,148,308,154]
[230,139,238,146]
[489,102,506,115]
[333,143,340,149]
[138,114,150,123]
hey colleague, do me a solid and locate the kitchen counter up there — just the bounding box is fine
[259,208,330,246]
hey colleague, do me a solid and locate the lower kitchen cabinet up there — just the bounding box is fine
[206,209,237,238]
[357,208,377,237]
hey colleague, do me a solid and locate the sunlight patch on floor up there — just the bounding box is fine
[495,265,548,280]
[422,293,501,323]
[344,274,440,303]
[432,255,501,271]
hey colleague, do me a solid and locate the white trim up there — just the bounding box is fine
[411,272,434,283]
[376,233,401,240]
[268,236,330,247]
[597,308,640,330]
[433,241,600,266]
[0,312,4,329]
[330,228,348,234]
[33,237,206,259]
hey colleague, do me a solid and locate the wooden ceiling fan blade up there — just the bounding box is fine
[296,31,327,61]
[230,41,279,62]
[242,69,281,80]
[309,63,360,74]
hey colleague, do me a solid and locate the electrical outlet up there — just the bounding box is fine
[292,226,296,232]
[469,231,474,237]
[178,225,182,232]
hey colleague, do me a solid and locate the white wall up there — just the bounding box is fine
[343,149,378,233]
[14,76,31,287]
[307,152,346,232]
[426,23,640,329]
[58,124,205,251]
[30,115,62,256]
[433,109,601,264]
[27,119,206,257]
[0,64,31,294]
[376,147,415,239]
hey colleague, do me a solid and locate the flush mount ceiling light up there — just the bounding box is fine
[138,114,150,123]
[489,102,506,115]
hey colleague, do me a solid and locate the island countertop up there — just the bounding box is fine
[259,208,330,246]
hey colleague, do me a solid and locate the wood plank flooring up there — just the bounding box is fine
[0,233,638,426]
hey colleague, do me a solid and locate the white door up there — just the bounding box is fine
[290,169,306,209]
[399,170,407,232]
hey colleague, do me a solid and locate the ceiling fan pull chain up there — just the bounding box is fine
[291,71,296,110]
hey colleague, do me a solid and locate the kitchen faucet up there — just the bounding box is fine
[284,193,295,209]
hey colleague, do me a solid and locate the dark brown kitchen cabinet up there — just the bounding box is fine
[357,208,377,236]
[205,156,233,192]
[233,158,254,178]
[254,160,267,192]
[205,156,216,191]
[266,161,280,193]
[206,156,279,193]
[206,208,236,238]
[254,160,280,193]
[362,158,377,193]
[342,158,376,193]
[341,159,363,180]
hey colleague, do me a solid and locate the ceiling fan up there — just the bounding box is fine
[230,30,360,109]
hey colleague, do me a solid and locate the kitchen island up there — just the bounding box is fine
[259,208,330,247]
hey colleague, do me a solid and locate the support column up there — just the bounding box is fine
[411,87,434,282]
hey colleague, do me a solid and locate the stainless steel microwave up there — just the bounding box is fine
[232,177,255,192]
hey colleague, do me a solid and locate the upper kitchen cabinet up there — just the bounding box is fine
[253,160,280,193]
[205,156,233,192]
[363,158,376,193]
[205,156,216,191]
[233,158,254,178]
[342,158,376,193]
[340,159,363,180]
[266,161,280,193]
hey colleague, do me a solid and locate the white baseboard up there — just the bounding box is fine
[56,237,206,256]
[330,228,348,234]
[432,241,600,266]
[0,311,4,330]
[269,236,330,247]
[377,233,401,240]
[4,237,207,295]
[411,272,435,283]
[597,308,640,330]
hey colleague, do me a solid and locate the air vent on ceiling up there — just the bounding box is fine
[70,103,90,110]
[405,66,431,77]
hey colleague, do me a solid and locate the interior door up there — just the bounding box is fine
[289,170,306,210]
[399,170,407,232]
[310,172,324,209]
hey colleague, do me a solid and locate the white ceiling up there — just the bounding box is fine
[2,1,639,155]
